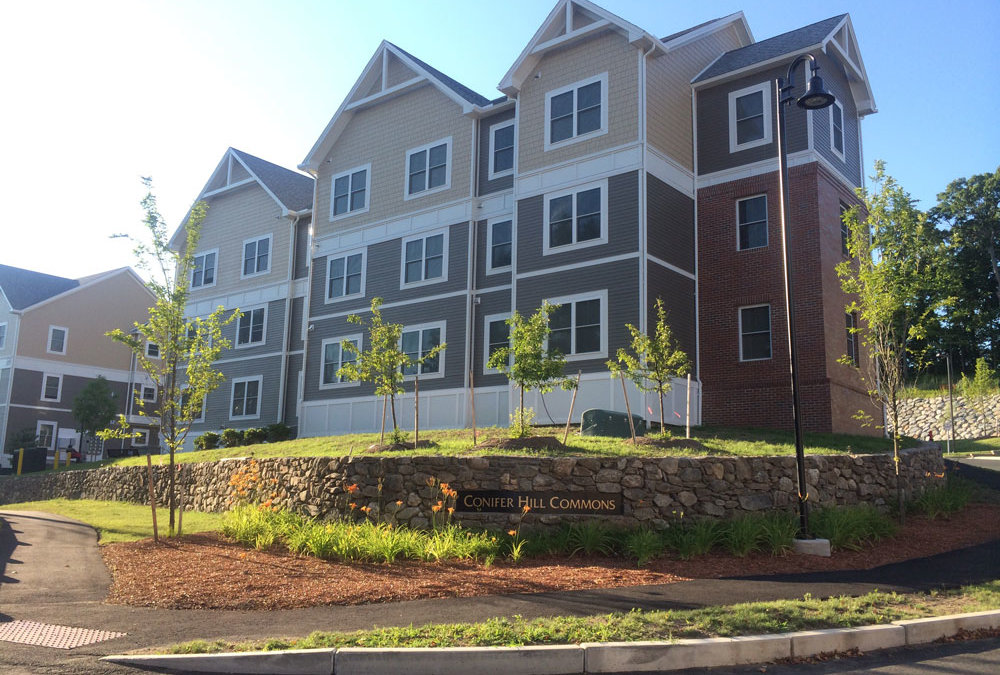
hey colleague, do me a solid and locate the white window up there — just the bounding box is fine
[142,385,156,402]
[401,230,448,286]
[545,73,608,149]
[405,138,451,199]
[739,305,772,361]
[230,376,263,420]
[145,342,160,359]
[737,195,768,250]
[330,164,370,220]
[543,181,607,254]
[0,322,7,349]
[41,374,62,402]
[846,312,859,367]
[840,203,851,256]
[488,120,515,179]
[487,219,512,272]
[400,323,445,378]
[47,326,67,355]
[242,234,272,277]
[483,313,510,374]
[36,421,56,451]
[545,291,607,359]
[320,335,361,388]
[180,387,206,423]
[191,250,217,288]
[830,101,845,159]
[133,429,150,447]
[728,82,772,152]
[236,306,267,347]
[326,250,365,302]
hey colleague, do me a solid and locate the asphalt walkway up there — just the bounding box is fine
[1,509,998,671]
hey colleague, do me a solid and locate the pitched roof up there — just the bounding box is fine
[0,264,80,310]
[693,14,847,83]
[229,149,314,212]
[661,16,726,43]
[387,42,491,107]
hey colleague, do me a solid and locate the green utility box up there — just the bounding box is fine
[580,409,646,438]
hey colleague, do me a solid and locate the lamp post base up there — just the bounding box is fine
[793,538,831,557]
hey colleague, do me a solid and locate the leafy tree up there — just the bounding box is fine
[72,376,118,448]
[836,161,937,521]
[488,302,575,438]
[957,357,999,435]
[102,178,236,535]
[608,297,690,436]
[339,297,445,440]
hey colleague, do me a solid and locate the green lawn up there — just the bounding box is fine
[947,437,1000,456]
[0,498,224,544]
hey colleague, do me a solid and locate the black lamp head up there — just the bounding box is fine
[797,71,836,110]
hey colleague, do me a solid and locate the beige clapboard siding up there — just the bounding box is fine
[517,30,639,174]
[646,27,748,170]
[0,302,16,359]
[188,182,290,299]
[16,273,150,369]
[315,84,473,237]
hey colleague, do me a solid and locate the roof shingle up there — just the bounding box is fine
[230,149,314,212]
[388,42,491,108]
[0,264,80,310]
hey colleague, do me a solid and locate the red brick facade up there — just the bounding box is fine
[697,161,880,434]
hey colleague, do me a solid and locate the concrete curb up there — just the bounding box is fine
[101,609,1000,674]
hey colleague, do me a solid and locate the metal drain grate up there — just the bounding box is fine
[0,620,126,649]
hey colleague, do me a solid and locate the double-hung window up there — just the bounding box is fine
[545,73,607,148]
[401,231,447,286]
[401,323,444,378]
[180,387,206,423]
[47,326,67,355]
[320,335,360,388]
[544,182,606,253]
[327,251,365,302]
[546,292,606,359]
[737,195,768,250]
[484,314,510,373]
[41,374,62,401]
[845,312,859,367]
[488,120,514,179]
[145,342,160,359]
[242,235,271,277]
[191,250,217,288]
[830,101,845,159]
[840,203,851,256]
[230,376,262,420]
[142,385,156,402]
[133,429,150,447]
[330,164,370,220]
[237,307,266,347]
[406,138,451,198]
[487,219,512,272]
[728,82,772,152]
[739,305,771,361]
[0,322,6,349]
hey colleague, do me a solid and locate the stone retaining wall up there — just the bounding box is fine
[895,395,1000,441]
[0,447,945,529]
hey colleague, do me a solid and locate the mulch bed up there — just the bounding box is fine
[100,504,1000,611]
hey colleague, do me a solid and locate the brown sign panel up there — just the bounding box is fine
[457,490,623,515]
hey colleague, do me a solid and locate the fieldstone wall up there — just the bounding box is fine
[0,446,945,529]
[895,395,1000,441]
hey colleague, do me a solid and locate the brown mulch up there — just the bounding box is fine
[100,504,1000,611]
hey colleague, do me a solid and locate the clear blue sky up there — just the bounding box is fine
[1,0,996,279]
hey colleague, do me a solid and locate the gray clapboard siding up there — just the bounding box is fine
[474,218,512,291]
[647,174,695,274]
[646,262,697,374]
[217,298,286,358]
[288,297,305,352]
[472,288,512,387]
[810,51,862,187]
[477,108,515,196]
[197,354,284,430]
[293,219,311,280]
[284,353,302,428]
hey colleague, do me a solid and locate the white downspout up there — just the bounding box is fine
[299,176,322,435]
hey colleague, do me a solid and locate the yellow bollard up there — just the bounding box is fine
[17,448,24,475]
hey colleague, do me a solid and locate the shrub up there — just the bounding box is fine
[914,476,973,519]
[566,520,617,556]
[265,423,293,443]
[220,428,245,448]
[194,431,221,451]
[722,514,764,557]
[759,511,798,555]
[624,527,664,566]
[663,518,719,559]
[811,505,897,551]
[243,427,268,445]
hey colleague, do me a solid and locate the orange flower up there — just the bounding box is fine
[507,529,517,536]
[360,506,371,514]
[395,500,403,506]
[439,482,450,491]
[522,505,531,513]
[426,477,436,487]
[349,502,357,510]
[447,507,454,515]
[347,483,359,494]
[431,504,442,513]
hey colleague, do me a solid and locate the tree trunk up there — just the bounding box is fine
[390,394,398,433]
[519,386,524,433]
[658,385,665,436]
[891,402,905,525]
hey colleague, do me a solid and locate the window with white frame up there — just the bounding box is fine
[487,219,512,272]
[142,385,156,402]
[236,307,266,347]
[845,312,859,367]
[739,305,772,361]
[401,231,447,286]
[180,388,206,423]
[406,138,451,198]
[191,250,217,288]
[47,326,67,354]
[544,182,606,253]
[728,82,772,152]
[546,292,606,358]
[401,323,444,377]
[484,314,510,373]
[242,235,271,277]
[326,251,365,301]
[320,335,361,388]
[41,374,62,401]
[145,342,160,358]
[737,195,768,250]
[0,322,7,349]
[830,101,845,159]
[545,73,607,148]
[840,203,851,256]
[330,164,370,220]
[488,120,514,179]
[230,376,262,420]
[133,429,150,447]
[36,421,56,450]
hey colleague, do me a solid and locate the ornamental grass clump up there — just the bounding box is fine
[810,504,897,551]
[662,515,720,559]
[914,476,973,519]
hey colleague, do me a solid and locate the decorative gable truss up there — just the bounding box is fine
[823,16,875,116]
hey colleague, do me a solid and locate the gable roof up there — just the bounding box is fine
[230,149,314,212]
[388,43,491,107]
[0,264,79,310]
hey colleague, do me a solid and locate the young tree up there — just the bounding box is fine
[72,376,118,452]
[608,297,690,435]
[338,297,444,440]
[103,178,236,535]
[958,357,1000,435]
[836,161,936,521]
[488,302,575,438]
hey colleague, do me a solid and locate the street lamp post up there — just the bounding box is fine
[775,54,836,539]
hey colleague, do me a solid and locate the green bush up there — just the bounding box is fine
[624,527,664,566]
[194,432,221,451]
[914,477,973,519]
[663,519,720,559]
[244,427,268,445]
[566,521,617,556]
[811,505,896,551]
[220,428,245,448]
[722,514,764,557]
[265,423,293,443]
[758,511,798,555]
